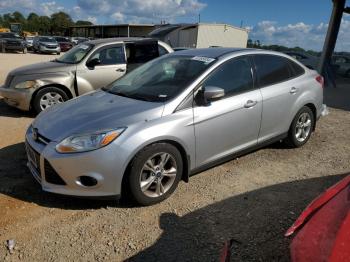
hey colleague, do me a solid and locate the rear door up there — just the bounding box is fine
[253,54,305,142]
[77,44,126,93]
[125,40,159,72]
[193,56,262,167]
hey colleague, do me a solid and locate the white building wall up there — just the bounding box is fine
[196,23,248,48]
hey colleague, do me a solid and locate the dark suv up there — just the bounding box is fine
[0,32,27,53]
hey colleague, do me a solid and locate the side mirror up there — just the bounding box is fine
[86,58,100,69]
[195,86,225,106]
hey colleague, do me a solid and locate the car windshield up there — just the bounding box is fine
[104,55,216,102]
[1,33,21,39]
[55,43,94,64]
[39,37,56,42]
[55,37,69,42]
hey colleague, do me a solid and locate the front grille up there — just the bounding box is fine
[8,41,21,46]
[46,45,57,49]
[37,132,51,145]
[44,159,66,185]
[4,74,14,88]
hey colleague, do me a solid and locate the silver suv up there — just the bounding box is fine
[0,38,173,113]
[25,48,327,205]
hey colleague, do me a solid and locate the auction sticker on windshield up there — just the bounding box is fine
[191,56,215,64]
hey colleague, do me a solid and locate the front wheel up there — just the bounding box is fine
[33,87,69,114]
[284,106,315,148]
[128,143,183,206]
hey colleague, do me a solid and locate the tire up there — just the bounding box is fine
[23,47,27,54]
[57,52,60,55]
[33,87,69,114]
[284,106,315,148]
[1,44,5,53]
[128,143,183,206]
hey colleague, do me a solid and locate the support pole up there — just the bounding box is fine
[318,0,346,74]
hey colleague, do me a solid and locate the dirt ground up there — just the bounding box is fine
[0,53,349,262]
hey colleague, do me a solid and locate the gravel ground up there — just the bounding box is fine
[0,53,349,261]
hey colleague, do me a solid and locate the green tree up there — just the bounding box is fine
[50,12,73,35]
[37,16,51,35]
[0,15,3,27]
[26,12,40,32]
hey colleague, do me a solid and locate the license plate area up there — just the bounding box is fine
[25,142,40,170]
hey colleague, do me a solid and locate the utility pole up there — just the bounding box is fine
[318,0,346,74]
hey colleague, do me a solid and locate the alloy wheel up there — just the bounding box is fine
[139,152,177,198]
[295,112,312,142]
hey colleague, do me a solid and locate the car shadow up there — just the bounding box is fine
[127,173,348,262]
[0,98,35,118]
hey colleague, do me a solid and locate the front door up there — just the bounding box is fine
[193,56,262,167]
[77,44,126,94]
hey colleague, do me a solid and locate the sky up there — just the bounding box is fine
[0,0,349,51]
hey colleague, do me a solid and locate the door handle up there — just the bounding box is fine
[244,100,258,108]
[290,87,298,94]
[116,68,126,72]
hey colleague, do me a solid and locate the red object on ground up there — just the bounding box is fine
[286,175,350,262]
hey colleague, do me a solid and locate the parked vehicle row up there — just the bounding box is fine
[1,43,326,205]
[285,51,350,78]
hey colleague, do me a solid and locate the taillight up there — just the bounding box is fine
[315,75,324,88]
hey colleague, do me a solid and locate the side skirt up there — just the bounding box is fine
[189,133,288,177]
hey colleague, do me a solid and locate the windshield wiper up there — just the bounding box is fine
[106,90,157,102]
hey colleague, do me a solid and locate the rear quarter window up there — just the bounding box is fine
[289,60,305,77]
[254,54,293,87]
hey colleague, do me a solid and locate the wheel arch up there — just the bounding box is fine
[121,139,190,199]
[304,103,317,131]
[30,84,73,110]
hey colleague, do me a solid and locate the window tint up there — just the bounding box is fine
[254,55,292,87]
[126,43,159,64]
[202,56,253,97]
[289,60,305,77]
[90,46,125,65]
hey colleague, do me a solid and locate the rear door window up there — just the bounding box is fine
[254,54,293,87]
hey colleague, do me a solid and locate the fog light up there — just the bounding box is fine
[78,176,98,187]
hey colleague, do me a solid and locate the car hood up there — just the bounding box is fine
[32,90,165,142]
[10,61,74,76]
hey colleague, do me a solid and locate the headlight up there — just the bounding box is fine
[55,128,126,153]
[14,80,41,89]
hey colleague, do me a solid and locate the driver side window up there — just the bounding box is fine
[202,56,254,98]
[90,46,125,66]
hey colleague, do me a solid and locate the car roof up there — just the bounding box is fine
[88,37,158,46]
[171,47,257,59]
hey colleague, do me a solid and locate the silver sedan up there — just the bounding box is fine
[25,48,326,205]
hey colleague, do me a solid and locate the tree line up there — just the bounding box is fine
[0,11,93,35]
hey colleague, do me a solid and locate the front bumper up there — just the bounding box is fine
[5,45,25,51]
[25,127,127,198]
[39,46,60,53]
[0,85,33,111]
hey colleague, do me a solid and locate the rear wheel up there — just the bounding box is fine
[284,106,315,148]
[128,143,183,206]
[23,47,27,54]
[33,87,69,114]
